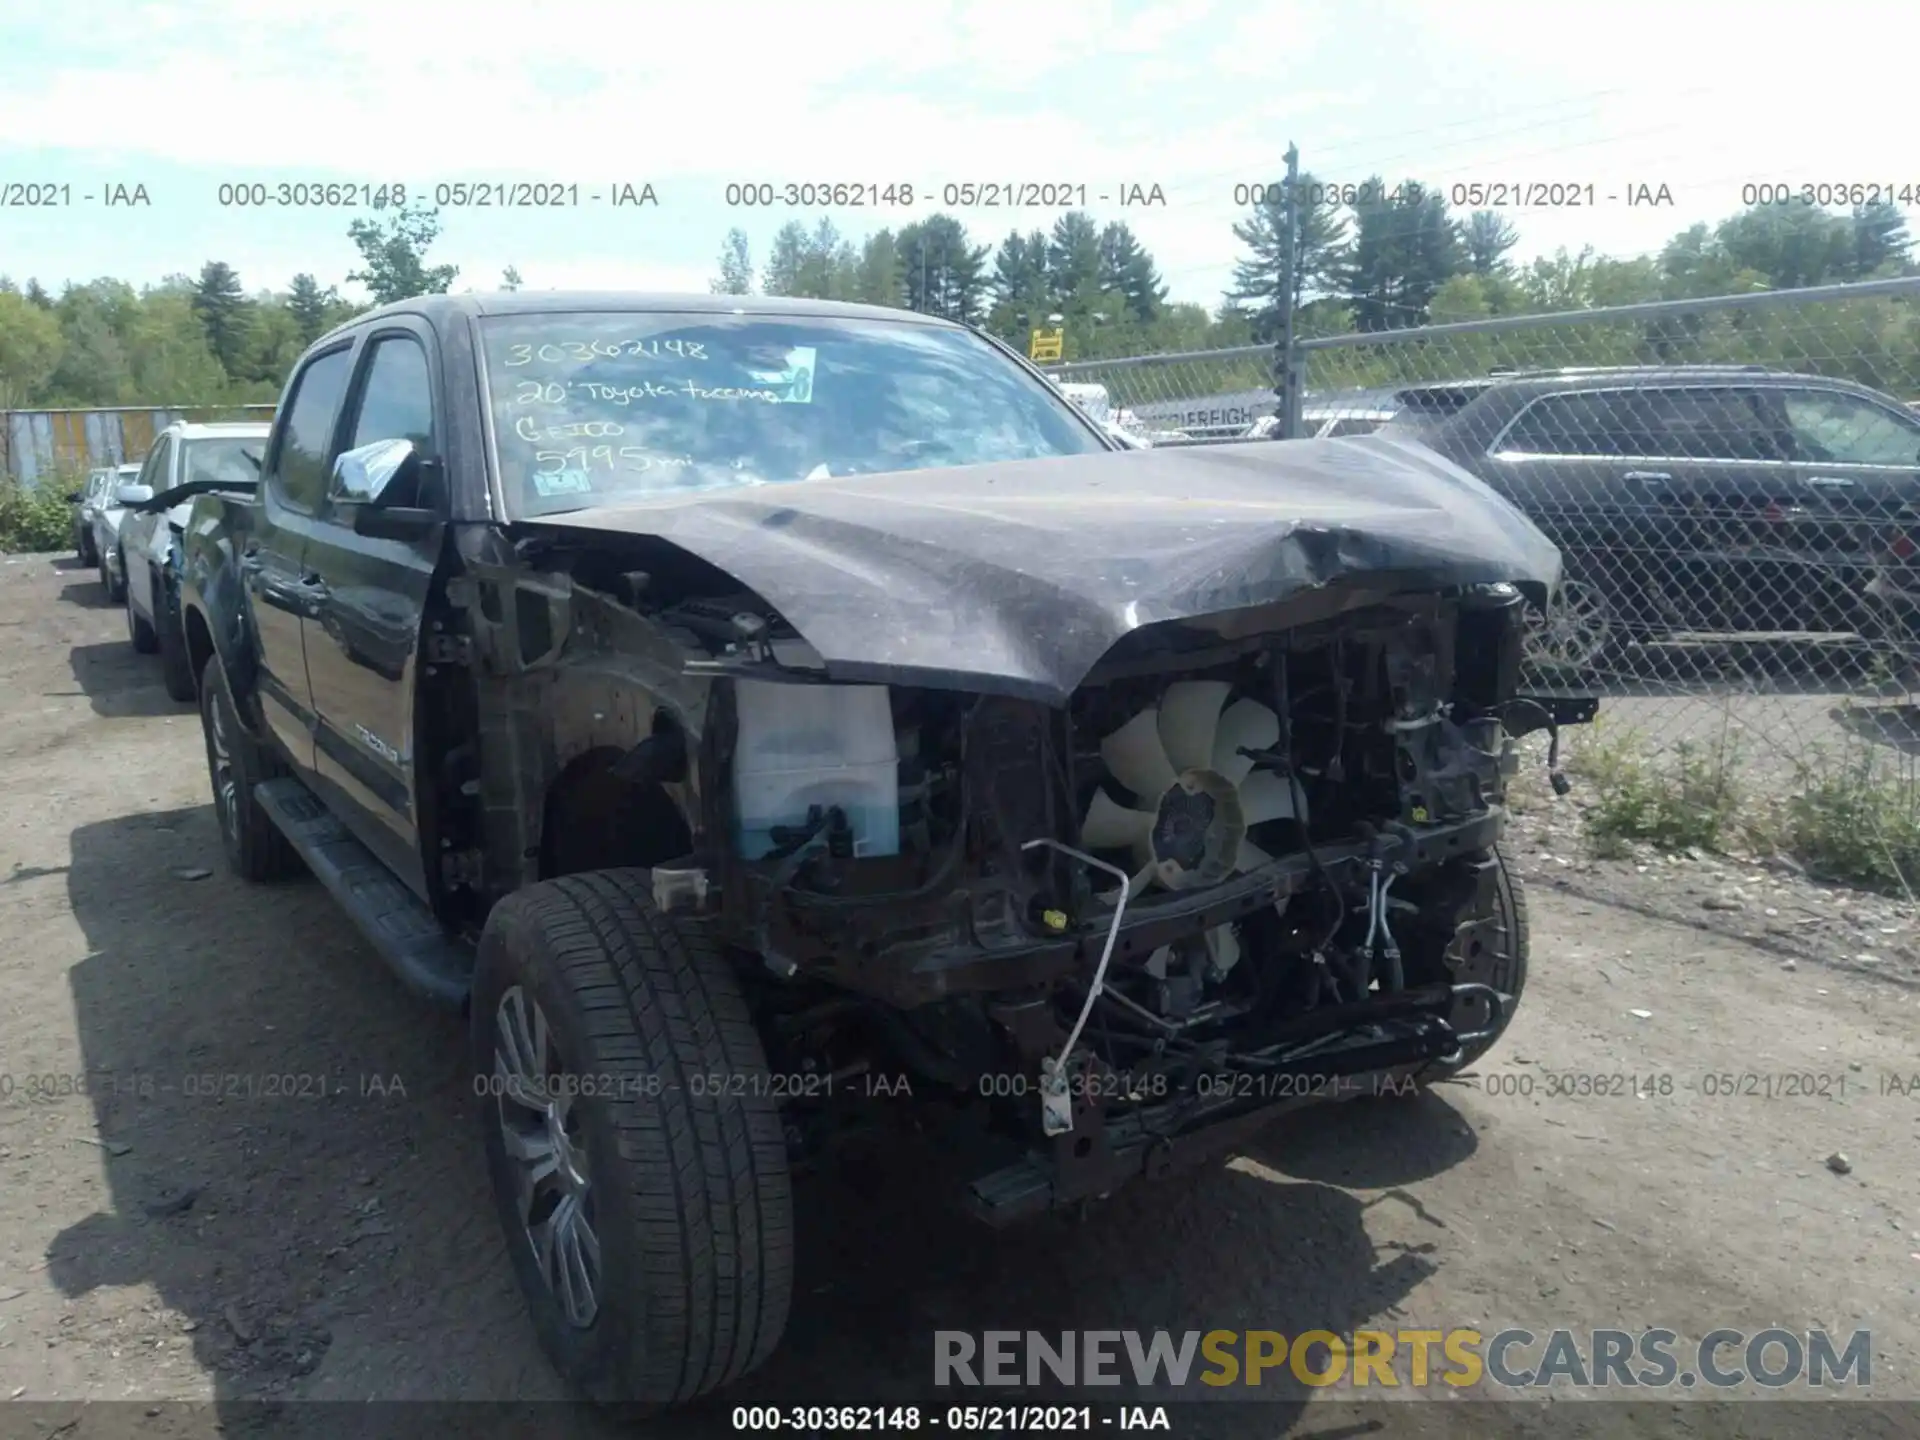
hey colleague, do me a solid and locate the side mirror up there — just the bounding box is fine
[66,489,85,503]
[330,437,419,505]
[115,483,154,506]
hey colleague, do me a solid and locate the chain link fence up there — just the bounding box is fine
[1048,278,1920,886]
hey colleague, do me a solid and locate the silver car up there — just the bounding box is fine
[88,463,147,599]
[117,421,269,701]
[69,468,116,563]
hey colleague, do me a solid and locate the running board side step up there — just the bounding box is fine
[253,777,472,1009]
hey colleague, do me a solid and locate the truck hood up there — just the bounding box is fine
[525,437,1562,705]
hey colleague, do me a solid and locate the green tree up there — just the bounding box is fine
[501,265,523,292]
[1847,202,1911,278]
[46,292,132,403]
[987,229,1052,338]
[1226,170,1350,343]
[190,261,254,381]
[896,215,989,322]
[1337,179,1462,331]
[1096,222,1166,324]
[793,218,860,299]
[711,229,753,294]
[286,273,337,345]
[761,221,811,296]
[122,286,231,403]
[856,230,905,308]
[346,203,458,304]
[1462,211,1520,277]
[24,279,53,309]
[1045,211,1104,314]
[241,298,306,389]
[0,290,64,407]
[1715,202,1852,290]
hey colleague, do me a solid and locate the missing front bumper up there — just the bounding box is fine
[962,979,1507,1227]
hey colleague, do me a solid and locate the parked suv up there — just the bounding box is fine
[117,421,268,701]
[1397,365,1920,671]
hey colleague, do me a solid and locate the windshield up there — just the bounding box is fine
[480,312,1109,518]
[180,437,265,488]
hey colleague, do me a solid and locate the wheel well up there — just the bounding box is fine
[539,745,693,880]
[183,606,215,691]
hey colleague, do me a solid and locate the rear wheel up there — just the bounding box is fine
[472,870,794,1410]
[126,571,157,654]
[198,655,303,881]
[100,549,125,604]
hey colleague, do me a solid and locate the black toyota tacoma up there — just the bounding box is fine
[177,291,1589,1410]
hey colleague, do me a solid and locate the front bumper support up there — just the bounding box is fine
[963,979,1506,1226]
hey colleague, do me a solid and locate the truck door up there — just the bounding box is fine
[247,343,359,772]
[300,324,447,902]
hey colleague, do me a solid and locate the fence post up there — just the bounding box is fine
[1272,142,1301,438]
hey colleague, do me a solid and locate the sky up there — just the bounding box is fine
[1,0,1913,311]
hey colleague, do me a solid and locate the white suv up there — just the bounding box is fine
[117,421,269,701]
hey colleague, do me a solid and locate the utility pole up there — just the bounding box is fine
[1272,142,1303,438]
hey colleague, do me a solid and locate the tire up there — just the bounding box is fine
[125,560,156,652]
[156,569,196,702]
[198,655,303,881]
[78,530,95,566]
[101,549,125,604]
[1411,843,1529,1073]
[472,870,794,1411]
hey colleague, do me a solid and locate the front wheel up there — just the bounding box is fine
[472,870,794,1410]
[1405,844,1529,1073]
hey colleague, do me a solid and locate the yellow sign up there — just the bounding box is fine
[1029,327,1063,362]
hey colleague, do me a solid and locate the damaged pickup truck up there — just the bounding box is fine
[176,292,1592,1410]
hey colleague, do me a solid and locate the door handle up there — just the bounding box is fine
[1807,475,1856,488]
[238,551,264,575]
[1622,471,1672,483]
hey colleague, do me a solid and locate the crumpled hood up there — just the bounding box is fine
[530,436,1562,705]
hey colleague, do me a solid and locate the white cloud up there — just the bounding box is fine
[5,0,1915,309]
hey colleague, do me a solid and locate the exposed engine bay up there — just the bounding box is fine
[458,438,1587,1223]
[604,579,1555,1220]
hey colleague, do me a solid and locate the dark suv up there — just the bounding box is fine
[1398,366,1920,671]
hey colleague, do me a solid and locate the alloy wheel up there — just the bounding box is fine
[207,685,238,844]
[493,985,601,1328]
[1523,580,1613,672]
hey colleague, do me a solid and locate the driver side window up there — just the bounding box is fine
[1780,389,1920,467]
[338,334,441,512]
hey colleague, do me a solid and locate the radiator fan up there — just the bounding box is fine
[1079,679,1307,903]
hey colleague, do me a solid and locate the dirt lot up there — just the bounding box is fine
[3,550,1920,1437]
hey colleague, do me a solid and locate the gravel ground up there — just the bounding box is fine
[3,550,1920,1438]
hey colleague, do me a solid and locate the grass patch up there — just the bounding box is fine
[1781,742,1920,898]
[1571,716,1747,856]
[0,477,75,554]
